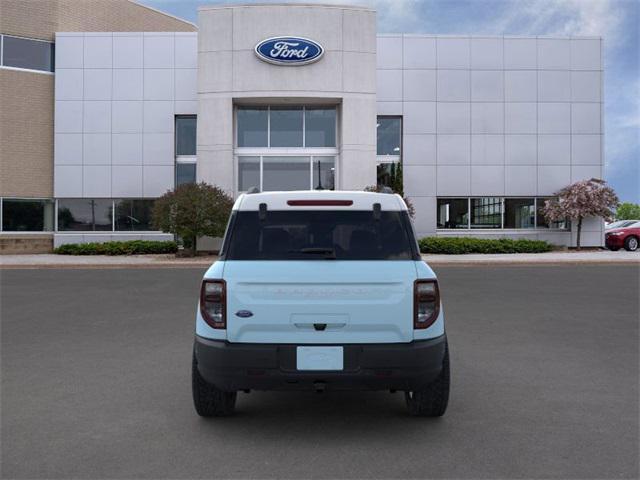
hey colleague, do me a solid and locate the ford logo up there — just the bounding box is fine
[255,36,324,66]
[235,310,254,318]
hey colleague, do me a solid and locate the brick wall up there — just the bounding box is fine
[0,0,195,42]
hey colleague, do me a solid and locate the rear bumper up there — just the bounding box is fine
[194,334,447,392]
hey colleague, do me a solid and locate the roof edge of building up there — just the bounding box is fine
[198,2,375,12]
[128,0,198,30]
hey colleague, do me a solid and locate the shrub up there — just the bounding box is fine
[418,237,553,255]
[152,182,233,256]
[54,240,178,256]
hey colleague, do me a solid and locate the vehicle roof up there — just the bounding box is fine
[234,190,408,211]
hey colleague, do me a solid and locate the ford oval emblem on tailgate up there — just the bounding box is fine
[235,310,254,318]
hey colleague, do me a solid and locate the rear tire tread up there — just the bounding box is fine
[192,354,237,417]
[405,342,450,417]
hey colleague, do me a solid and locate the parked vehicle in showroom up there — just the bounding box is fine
[192,190,449,417]
[605,222,640,251]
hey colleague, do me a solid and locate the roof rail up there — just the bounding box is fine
[379,186,394,194]
[246,187,260,194]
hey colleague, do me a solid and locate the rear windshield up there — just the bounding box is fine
[223,210,418,260]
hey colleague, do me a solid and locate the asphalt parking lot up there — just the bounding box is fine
[1,265,638,479]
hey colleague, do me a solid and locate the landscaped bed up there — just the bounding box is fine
[419,237,553,254]
[54,240,177,255]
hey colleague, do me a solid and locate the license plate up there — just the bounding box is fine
[296,346,344,371]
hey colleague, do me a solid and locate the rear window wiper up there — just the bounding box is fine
[289,248,337,259]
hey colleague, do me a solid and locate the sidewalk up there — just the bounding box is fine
[1,250,639,268]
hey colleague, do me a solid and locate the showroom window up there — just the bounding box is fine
[57,199,112,231]
[471,197,502,229]
[235,106,337,192]
[437,198,469,229]
[238,156,336,192]
[1,198,54,231]
[504,198,535,229]
[536,197,569,229]
[237,106,336,148]
[54,199,158,232]
[376,117,402,189]
[1,34,54,73]
[175,115,196,186]
[436,197,569,229]
[114,199,155,231]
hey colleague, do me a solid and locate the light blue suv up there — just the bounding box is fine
[192,191,449,417]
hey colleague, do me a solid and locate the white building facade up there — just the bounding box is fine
[51,3,604,248]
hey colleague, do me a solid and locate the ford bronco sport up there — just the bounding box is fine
[192,191,449,417]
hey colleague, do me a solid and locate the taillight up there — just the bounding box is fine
[200,279,226,329]
[414,279,440,329]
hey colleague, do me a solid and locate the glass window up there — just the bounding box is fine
[504,198,535,228]
[237,107,268,147]
[312,157,335,190]
[305,107,336,147]
[377,161,402,189]
[225,211,416,261]
[176,163,196,187]
[57,199,112,231]
[270,107,303,147]
[437,198,469,229]
[175,116,196,156]
[471,197,502,229]
[377,117,401,156]
[238,156,260,191]
[114,199,155,231]
[2,199,53,231]
[536,198,568,229]
[2,35,54,72]
[262,156,309,191]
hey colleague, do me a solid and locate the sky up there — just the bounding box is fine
[141,0,639,203]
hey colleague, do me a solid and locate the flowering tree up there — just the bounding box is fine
[152,182,233,256]
[543,178,619,250]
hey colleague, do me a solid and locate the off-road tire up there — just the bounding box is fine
[405,342,450,417]
[624,236,638,252]
[192,354,237,417]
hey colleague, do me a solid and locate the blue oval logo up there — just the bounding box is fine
[255,37,324,66]
[235,310,254,318]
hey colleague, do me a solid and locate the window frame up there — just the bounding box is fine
[376,116,403,189]
[376,115,402,159]
[50,199,163,233]
[235,105,338,149]
[237,154,336,193]
[435,197,571,231]
[0,197,55,232]
[0,34,55,75]
[235,105,339,195]
[175,115,197,186]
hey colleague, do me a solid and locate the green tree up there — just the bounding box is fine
[152,182,234,256]
[615,202,640,220]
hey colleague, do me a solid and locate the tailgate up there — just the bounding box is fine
[224,260,417,344]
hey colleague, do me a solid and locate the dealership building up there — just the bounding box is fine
[0,1,605,252]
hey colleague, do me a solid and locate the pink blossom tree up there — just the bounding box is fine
[543,178,619,250]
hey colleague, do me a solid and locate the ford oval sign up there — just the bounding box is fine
[255,36,324,66]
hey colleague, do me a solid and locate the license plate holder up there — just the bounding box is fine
[296,346,344,371]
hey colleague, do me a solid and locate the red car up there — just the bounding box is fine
[605,222,640,251]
